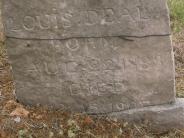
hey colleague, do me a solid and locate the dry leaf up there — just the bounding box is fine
[83,116,94,125]
[10,107,29,118]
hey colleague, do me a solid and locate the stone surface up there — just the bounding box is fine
[6,36,175,113]
[2,0,170,39]
[109,98,184,131]
[0,1,5,41]
[2,0,177,115]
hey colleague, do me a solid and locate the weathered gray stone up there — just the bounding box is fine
[6,36,175,113]
[2,0,184,130]
[2,0,170,39]
[109,98,184,131]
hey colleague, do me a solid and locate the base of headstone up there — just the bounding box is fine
[108,98,184,131]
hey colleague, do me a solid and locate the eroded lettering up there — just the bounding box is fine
[9,0,150,33]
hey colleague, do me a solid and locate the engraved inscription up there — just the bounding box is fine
[7,34,174,113]
[27,38,163,100]
[5,0,159,38]
[69,81,126,97]
[23,16,36,31]
[14,7,148,32]
[3,0,170,39]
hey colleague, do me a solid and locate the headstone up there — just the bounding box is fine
[2,0,184,130]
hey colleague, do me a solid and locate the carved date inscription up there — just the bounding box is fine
[6,36,173,114]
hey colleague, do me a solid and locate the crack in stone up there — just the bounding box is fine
[6,34,171,41]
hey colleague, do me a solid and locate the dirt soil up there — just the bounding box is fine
[0,33,184,137]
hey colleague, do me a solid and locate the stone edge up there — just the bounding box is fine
[108,98,184,131]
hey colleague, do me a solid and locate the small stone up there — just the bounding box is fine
[13,116,21,123]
